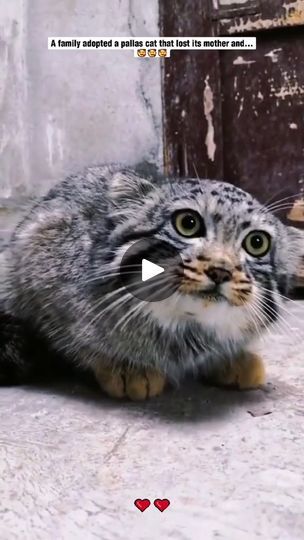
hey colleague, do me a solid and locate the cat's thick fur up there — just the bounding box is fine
[1,164,303,398]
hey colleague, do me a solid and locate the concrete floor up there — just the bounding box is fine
[1,301,304,540]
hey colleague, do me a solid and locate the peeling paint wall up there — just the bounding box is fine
[0,0,30,198]
[0,0,162,199]
[203,76,216,162]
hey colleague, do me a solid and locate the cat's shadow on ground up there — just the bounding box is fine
[24,371,278,424]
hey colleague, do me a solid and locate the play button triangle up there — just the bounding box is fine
[142,259,164,282]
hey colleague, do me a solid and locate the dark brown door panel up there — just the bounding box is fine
[161,1,304,225]
[220,27,304,222]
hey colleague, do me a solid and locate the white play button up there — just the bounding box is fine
[120,239,182,301]
[142,258,164,282]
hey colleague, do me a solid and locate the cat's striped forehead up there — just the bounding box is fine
[170,179,256,209]
[158,178,276,237]
[109,173,279,249]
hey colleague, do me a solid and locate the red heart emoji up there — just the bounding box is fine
[154,498,170,512]
[134,499,151,512]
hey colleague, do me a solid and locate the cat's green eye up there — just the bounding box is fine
[172,210,205,238]
[243,230,271,257]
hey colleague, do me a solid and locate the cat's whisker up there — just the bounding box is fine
[258,285,304,308]
[192,161,200,181]
[78,285,134,333]
[268,308,304,340]
[255,288,292,320]
[246,300,274,340]
[253,301,293,341]
[262,200,296,211]
[262,188,300,209]
[246,299,267,330]
[260,305,292,336]
[112,301,147,333]
[267,199,302,208]
[84,267,171,317]
[245,304,265,339]
[80,290,134,339]
[254,292,304,341]
[261,191,304,211]
[83,270,141,285]
[268,203,303,214]
[257,205,298,219]
[84,261,173,285]
[83,273,165,327]
[258,202,301,217]
[258,286,304,325]
[83,274,173,336]
[88,263,142,273]
[113,280,176,334]
[265,201,300,214]
[266,192,304,208]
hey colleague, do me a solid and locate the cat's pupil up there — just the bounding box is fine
[182,215,196,230]
[251,235,262,249]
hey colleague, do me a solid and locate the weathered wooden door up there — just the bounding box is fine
[160,0,304,226]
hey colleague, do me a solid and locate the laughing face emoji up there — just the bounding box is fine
[158,49,167,58]
[137,49,146,57]
[148,49,157,58]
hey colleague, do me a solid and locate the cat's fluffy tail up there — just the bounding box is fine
[0,311,36,384]
[0,306,68,385]
[0,309,95,386]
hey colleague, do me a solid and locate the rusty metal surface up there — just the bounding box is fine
[160,0,224,179]
[211,0,261,20]
[219,0,304,34]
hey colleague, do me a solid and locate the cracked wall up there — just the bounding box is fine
[0,0,162,199]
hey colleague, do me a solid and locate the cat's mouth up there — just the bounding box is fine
[191,286,228,303]
[177,261,254,306]
[198,290,226,302]
[178,280,227,302]
[180,284,250,307]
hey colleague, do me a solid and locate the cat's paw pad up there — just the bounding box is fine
[125,370,165,400]
[211,352,266,390]
[94,366,166,400]
[94,367,125,399]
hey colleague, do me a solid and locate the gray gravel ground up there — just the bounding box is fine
[0,211,303,540]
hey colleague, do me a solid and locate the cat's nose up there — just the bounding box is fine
[205,266,232,284]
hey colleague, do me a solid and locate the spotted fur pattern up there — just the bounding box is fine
[1,163,303,390]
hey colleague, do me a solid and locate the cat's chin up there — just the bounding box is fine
[145,289,250,340]
[197,291,226,302]
[187,288,252,307]
[186,290,227,304]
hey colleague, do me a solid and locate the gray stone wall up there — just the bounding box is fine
[0,0,162,200]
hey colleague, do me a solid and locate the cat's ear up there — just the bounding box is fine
[108,170,155,210]
[110,170,154,201]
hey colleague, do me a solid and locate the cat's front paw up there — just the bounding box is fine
[94,365,166,400]
[207,352,266,390]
